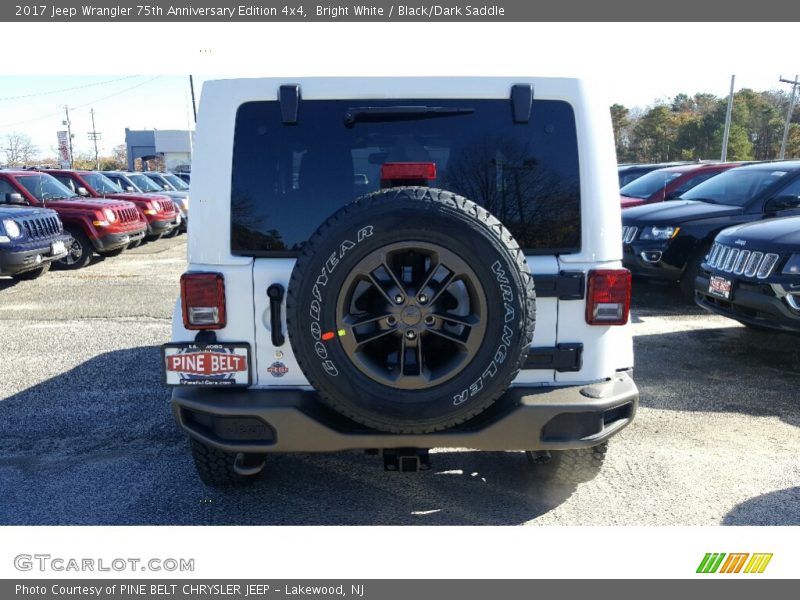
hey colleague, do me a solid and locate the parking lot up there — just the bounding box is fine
[0,237,798,526]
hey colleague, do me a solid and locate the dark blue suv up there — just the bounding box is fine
[0,205,72,280]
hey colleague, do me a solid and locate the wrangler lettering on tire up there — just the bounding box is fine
[286,187,536,434]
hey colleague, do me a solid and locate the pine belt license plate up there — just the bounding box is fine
[163,343,251,386]
[708,275,733,300]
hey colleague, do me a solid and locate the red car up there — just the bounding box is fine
[42,169,180,240]
[0,170,147,269]
[620,163,744,209]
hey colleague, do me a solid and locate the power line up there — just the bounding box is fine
[0,75,140,102]
[0,76,163,129]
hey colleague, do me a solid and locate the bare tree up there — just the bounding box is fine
[3,132,39,166]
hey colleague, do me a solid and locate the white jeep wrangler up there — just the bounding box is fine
[164,77,638,487]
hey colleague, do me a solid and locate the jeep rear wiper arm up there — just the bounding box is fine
[343,106,475,127]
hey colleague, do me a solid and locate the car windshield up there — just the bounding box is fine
[146,174,171,191]
[163,173,189,190]
[127,173,162,193]
[681,168,792,206]
[82,172,123,194]
[17,174,78,202]
[619,169,683,199]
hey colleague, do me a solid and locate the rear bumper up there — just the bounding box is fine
[694,273,800,333]
[0,234,71,275]
[94,228,146,252]
[171,372,638,453]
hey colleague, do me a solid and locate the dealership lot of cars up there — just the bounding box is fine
[0,159,798,524]
[0,237,797,525]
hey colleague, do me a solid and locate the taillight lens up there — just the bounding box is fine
[380,162,436,182]
[586,269,631,326]
[181,273,226,330]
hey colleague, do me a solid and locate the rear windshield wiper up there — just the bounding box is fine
[344,106,475,127]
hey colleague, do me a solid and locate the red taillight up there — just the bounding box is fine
[181,273,226,330]
[586,269,631,326]
[380,162,436,183]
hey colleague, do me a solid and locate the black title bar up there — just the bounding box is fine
[4,0,800,21]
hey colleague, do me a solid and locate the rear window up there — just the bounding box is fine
[230,98,581,256]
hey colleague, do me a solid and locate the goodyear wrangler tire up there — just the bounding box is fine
[286,187,536,434]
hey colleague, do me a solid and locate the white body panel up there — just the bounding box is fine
[172,77,633,388]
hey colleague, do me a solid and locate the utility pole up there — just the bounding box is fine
[189,75,197,123]
[88,108,102,170]
[62,105,74,168]
[779,75,799,160]
[721,75,735,162]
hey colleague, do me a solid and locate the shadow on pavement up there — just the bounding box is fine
[723,487,800,525]
[0,346,579,526]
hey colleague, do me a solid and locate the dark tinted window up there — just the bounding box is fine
[231,98,581,255]
[671,171,719,196]
[682,168,794,207]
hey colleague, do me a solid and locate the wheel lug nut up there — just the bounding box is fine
[418,294,428,304]
[424,315,435,326]
[405,330,417,340]
[394,294,404,304]
[386,316,397,326]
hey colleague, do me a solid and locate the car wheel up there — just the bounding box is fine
[680,244,711,299]
[526,443,608,483]
[190,439,264,488]
[286,186,536,434]
[127,239,143,249]
[56,228,94,270]
[162,227,181,239]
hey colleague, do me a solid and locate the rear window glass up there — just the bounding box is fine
[230,98,581,255]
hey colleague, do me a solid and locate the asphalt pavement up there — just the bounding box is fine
[1,238,798,525]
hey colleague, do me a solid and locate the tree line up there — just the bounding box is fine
[612,88,800,163]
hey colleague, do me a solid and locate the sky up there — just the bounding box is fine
[1,22,798,159]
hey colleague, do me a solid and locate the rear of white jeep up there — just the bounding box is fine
[164,77,637,487]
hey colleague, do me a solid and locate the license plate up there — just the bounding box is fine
[708,275,733,299]
[51,241,66,255]
[163,343,250,386]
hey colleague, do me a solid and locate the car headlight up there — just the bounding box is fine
[782,254,800,275]
[2,219,22,239]
[640,225,680,241]
[181,197,189,211]
[103,208,117,223]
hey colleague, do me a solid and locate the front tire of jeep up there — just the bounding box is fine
[286,186,536,434]
[190,439,264,488]
[679,243,711,299]
[57,227,94,270]
[526,443,608,484]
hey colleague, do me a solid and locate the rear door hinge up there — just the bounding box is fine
[532,271,585,300]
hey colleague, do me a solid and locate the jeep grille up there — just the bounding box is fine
[706,243,780,279]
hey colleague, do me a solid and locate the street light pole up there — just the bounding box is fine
[63,105,74,168]
[721,75,735,162]
[88,108,102,170]
[779,75,799,160]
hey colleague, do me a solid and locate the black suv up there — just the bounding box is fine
[621,161,800,295]
[695,216,800,333]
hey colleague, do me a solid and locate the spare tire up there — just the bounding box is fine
[286,187,535,434]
